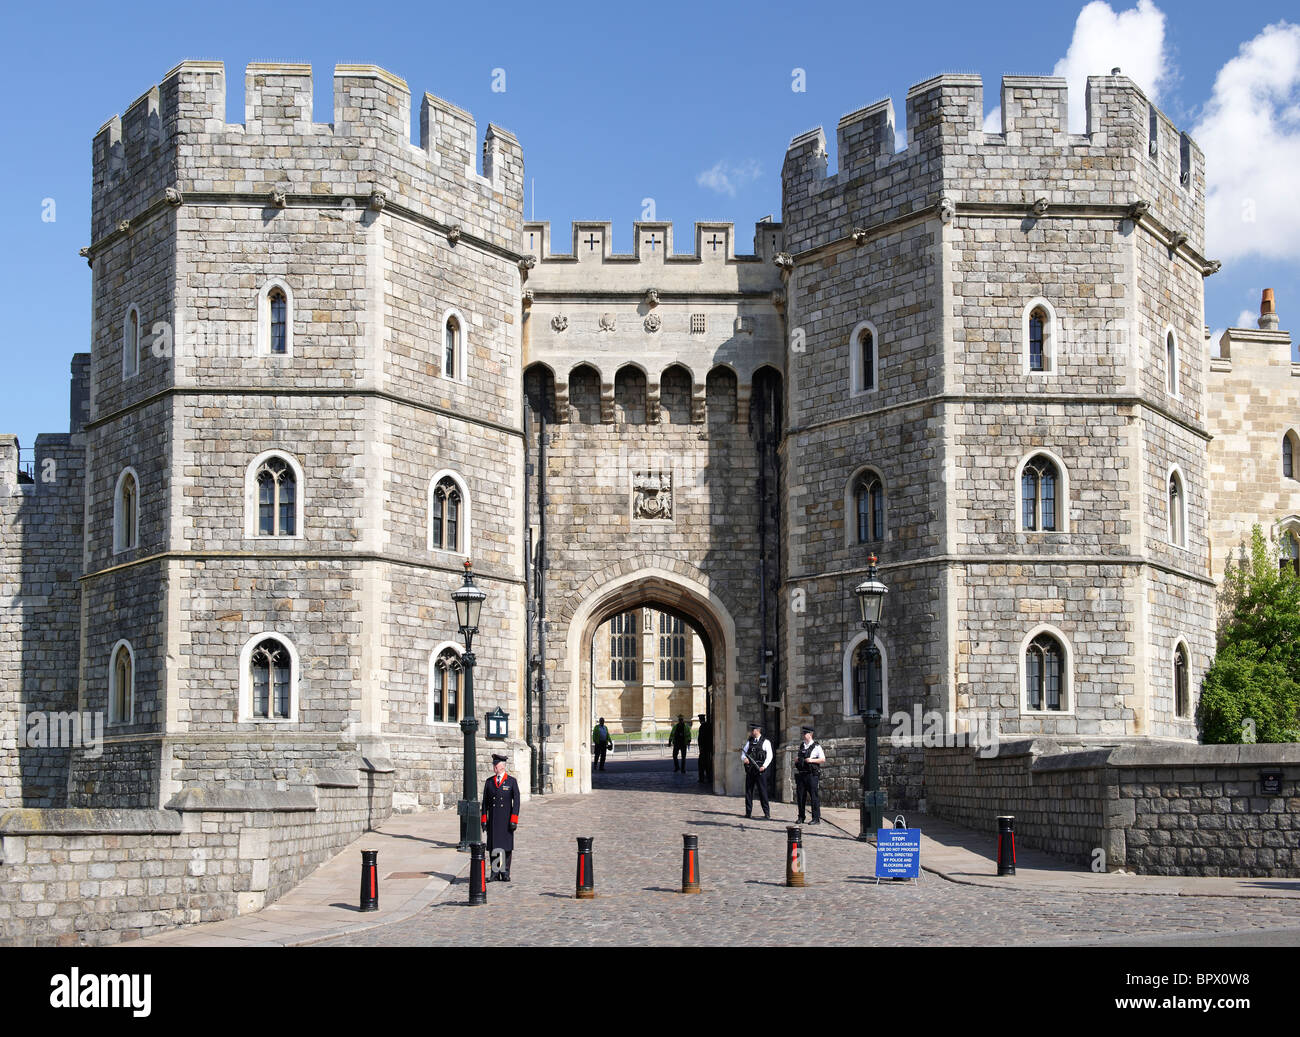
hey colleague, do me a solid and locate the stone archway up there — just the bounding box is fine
[558,565,741,797]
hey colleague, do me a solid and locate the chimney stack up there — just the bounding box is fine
[1259,288,1280,331]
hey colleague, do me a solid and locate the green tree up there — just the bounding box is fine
[1200,526,1300,743]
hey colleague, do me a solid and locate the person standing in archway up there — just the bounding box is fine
[592,717,611,772]
[668,715,691,772]
[696,713,713,785]
[741,723,772,820]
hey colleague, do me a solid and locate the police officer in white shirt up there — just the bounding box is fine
[740,723,773,820]
[794,725,825,825]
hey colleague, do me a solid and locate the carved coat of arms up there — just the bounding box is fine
[632,471,673,520]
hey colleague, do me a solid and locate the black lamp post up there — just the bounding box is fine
[854,554,889,842]
[452,559,487,852]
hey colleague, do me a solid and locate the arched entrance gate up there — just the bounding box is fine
[557,566,741,797]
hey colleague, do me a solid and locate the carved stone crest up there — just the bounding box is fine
[644,288,660,308]
[938,196,956,224]
[1031,197,1049,218]
[773,251,794,271]
[632,471,673,521]
[551,314,568,332]
[851,227,867,246]
[368,189,387,213]
[116,219,131,236]
[521,289,534,308]
[268,189,287,209]
[447,225,462,245]
[598,313,616,332]
[643,313,661,333]
[164,186,183,207]
[1128,199,1150,221]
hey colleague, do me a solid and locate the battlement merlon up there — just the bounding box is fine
[90,61,524,247]
[521,221,785,294]
[782,72,1205,246]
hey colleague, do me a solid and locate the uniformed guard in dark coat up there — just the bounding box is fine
[480,753,521,881]
[696,713,713,785]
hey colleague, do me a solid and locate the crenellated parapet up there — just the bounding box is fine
[782,72,1206,261]
[522,220,784,296]
[90,61,524,253]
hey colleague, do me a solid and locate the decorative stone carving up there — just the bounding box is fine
[1168,230,1189,250]
[1205,259,1222,275]
[521,289,534,308]
[518,255,537,276]
[164,187,183,207]
[852,227,867,245]
[550,314,568,332]
[770,289,786,312]
[1128,199,1150,221]
[734,315,754,335]
[643,313,661,333]
[368,189,387,213]
[1031,197,1049,218]
[644,288,659,308]
[938,196,956,224]
[268,189,287,209]
[598,313,616,332]
[773,251,794,271]
[79,245,92,268]
[447,225,462,245]
[116,219,131,235]
[632,471,673,521]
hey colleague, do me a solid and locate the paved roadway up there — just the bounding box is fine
[320,758,1300,948]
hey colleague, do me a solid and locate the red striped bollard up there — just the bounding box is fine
[786,826,805,887]
[681,834,701,894]
[468,842,488,905]
[575,836,595,899]
[996,815,1016,876]
[359,849,379,911]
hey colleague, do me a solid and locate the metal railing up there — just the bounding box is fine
[16,448,35,484]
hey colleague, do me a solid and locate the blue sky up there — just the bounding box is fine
[3,0,1298,449]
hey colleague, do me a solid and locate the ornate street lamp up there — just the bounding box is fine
[853,554,889,842]
[451,559,488,852]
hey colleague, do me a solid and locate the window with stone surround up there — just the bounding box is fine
[1167,468,1186,548]
[690,314,706,335]
[429,471,470,555]
[244,451,305,540]
[108,639,134,725]
[1284,431,1298,480]
[113,467,139,554]
[1282,531,1299,577]
[257,279,294,357]
[1173,642,1190,718]
[610,611,638,681]
[851,470,885,544]
[1023,630,1068,712]
[1022,298,1056,375]
[1165,328,1179,396]
[659,612,686,682]
[239,632,299,722]
[849,321,879,396]
[122,305,141,379]
[442,309,468,383]
[1020,455,1059,532]
[430,644,463,724]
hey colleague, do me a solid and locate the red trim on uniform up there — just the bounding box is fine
[480,814,487,824]
[509,814,518,824]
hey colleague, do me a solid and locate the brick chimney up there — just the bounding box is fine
[1259,288,1280,331]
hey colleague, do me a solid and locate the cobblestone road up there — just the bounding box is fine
[322,761,1300,947]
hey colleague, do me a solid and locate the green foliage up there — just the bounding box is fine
[1201,526,1300,742]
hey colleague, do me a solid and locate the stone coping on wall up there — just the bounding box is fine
[164,787,318,812]
[0,808,183,836]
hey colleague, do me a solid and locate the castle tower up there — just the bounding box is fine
[780,73,1217,749]
[76,62,528,809]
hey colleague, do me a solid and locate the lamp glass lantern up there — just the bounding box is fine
[855,574,888,629]
[451,561,487,639]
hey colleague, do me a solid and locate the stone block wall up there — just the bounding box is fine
[0,761,393,946]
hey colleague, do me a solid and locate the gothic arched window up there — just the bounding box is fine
[114,468,139,553]
[1025,632,1067,711]
[123,306,141,378]
[109,641,134,725]
[249,638,292,720]
[1166,330,1179,395]
[1168,471,1186,548]
[1174,643,1190,718]
[257,457,297,536]
[1282,531,1299,577]
[610,612,638,682]
[1284,433,1297,479]
[269,288,288,354]
[431,476,463,553]
[659,612,686,682]
[853,473,885,543]
[432,647,463,724]
[1021,455,1059,532]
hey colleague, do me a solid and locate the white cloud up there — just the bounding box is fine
[696,158,762,197]
[984,1,1170,133]
[1237,308,1257,329]
[1194,21,1300,261]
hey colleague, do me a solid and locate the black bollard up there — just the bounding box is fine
[575,836,595,899]
[359,849,379,912]
[681,834,701,894]
[468,842,488,905]
[786,826,805,888]
[996,815,1016,876]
